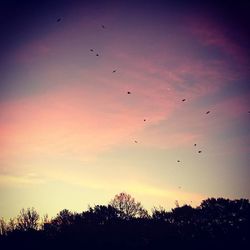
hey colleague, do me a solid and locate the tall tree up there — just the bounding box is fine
[110,192,148,219]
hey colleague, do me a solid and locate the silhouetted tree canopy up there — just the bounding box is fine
[51,209,74,227]
[0,195,249,250]
[16,208,40,231]
[83,205,119,224]
[110,192,148,219]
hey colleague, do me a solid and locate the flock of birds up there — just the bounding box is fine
[126,92,208,162]
[57,18,228,163]
[55,18,250,194]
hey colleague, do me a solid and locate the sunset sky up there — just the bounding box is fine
[0,0,249,220]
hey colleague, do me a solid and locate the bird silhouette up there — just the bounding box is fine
[134,140,138,143]
[127,91,131,94]
[96,53,99,56]
[102,25,105,29]
[177,160,180,163]
[194,143,197,146]
[90,49,94,52]
[206,111,210,114]
[112,70,116,73]
[144,119,146,122]
[182,99,186,102]
[198,150,202,153]
[57,18,61,22]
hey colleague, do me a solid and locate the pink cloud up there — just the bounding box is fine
[111,41,241,100]
[0,80,173,163]
[14,40,52,64]
[2,13,248,166]
[188,17,248,66]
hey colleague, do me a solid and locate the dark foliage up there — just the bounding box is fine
[0,195,249,250]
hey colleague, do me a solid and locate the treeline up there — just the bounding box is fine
[0,193,249,250]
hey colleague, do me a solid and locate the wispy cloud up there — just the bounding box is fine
[188,16,248,66]
[0,173,46,187]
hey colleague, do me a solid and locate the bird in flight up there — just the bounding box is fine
[182,99,186,102]
[102,25,105,29]
[127,91,131,94]
[177,160,180,163]
[206,111,210,114]
[90,49,94,52]
[57,18,61,22]
[134,140,138,143]
[144,119,146,122]
[194,143,197,146]
[96,53,99,56]
[112,70,116,73]
[198,150,202,153]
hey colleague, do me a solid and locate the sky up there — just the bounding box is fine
[0,0,249,220]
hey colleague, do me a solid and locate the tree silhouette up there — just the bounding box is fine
[152,207,173,223]
[110,192,148,219]
[0,196,249,250]
[40,214,50,230]
[53,209,74,226]
[83,205,119,224]
[16,208,39,231]
[7,218,17,232]
[0,218,7,236]
[172,204,195,223]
